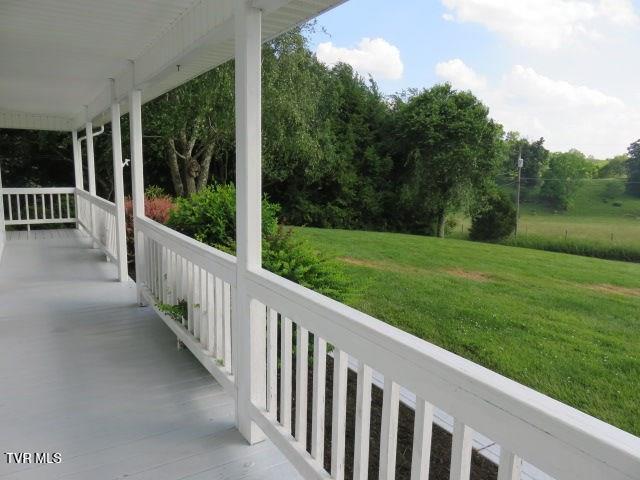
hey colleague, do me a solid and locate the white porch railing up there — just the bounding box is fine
[136,216,236,394]
[2,187,76,227]
[76,188,118,261]
[134,218,640,480]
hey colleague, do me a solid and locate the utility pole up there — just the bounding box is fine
[515,145,523,237]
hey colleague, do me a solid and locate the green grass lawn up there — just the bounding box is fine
[295,226,640,436]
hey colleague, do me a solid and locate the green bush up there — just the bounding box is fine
[469,191,516,241]
[168,184,346,300]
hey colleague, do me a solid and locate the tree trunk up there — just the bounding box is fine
[167,139,184,197]
[437,211,446,238]
[196,144,215,191]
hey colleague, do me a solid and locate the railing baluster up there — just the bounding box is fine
[353,362,372,480]
[187,261,194,333]
[311,335,327,464]
[498,449,522,480]
[267,308,278,420]
[410,398,434,480]
[49,194,54,220]
[7,195,13,221]
[161,245,168,304]
[295,325,309,446]
[379,378,400,480]
[206,272,215,353]
[223,282,232,373]
[280,316,293,432]
[450,420,473,480]
[331,349,349,480]
[181,257,188,326]
[57,194,62,219]
[199,267,207,344]
[194,264,202,338]
[215,277,223,358]
[65,194,71,219]
[40,193,45,219]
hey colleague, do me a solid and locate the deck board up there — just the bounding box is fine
[0,230,299,479]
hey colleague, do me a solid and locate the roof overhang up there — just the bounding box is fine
[0,0,345,132]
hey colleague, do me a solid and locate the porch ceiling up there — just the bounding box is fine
[0,0,344,132]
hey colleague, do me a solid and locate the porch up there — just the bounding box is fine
[0,229,298,479]
[1,1,639,479]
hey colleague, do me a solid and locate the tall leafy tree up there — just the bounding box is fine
[502,133,550,186]
[540,150,592,210]
[392,84,503,237]
[626,140,640,196]
[143,63,235,196]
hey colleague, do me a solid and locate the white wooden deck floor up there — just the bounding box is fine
[0,230,300,480]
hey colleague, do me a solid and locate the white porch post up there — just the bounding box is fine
[129,89,146,304]
[0,163,5,260]
[234,0,266,444]
[85,109,97,245]
[85,114,96,196]
[111,80,128,282]
[72,130,84,190]
[72,130,83,231]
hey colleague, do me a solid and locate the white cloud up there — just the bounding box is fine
[435,59,639,157]
[441,0,639,49]
[316,37,404,80]
[436,59,487,90]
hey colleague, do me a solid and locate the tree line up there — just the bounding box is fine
[2,27,639,238]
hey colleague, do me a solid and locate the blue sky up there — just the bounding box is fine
[307,0,640,158]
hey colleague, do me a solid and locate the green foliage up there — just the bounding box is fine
[540,150,593,210]
[158,300,188,322]
[145,185,167,199]
[392,84,504,237]
[626,140,640,197]
[263,226,346,300]
[469,191,516,241]
[502,133,550,187]
[598,154,628,179]
[167,184,346,299]
[167,184,279,252]
[602,180,625,199]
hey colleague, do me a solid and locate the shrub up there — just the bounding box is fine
[168,184,346,300]
[145,185,167,199]
[167,184,279,253]
[125,195,175,273]
[469,191,516,241]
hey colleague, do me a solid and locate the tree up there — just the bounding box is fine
[469,190,516,241]
[143,63,235,197]
[392,84,503,237]
[502,133,550,187]
[597,154,628,178]
[0,130,73,188]
[626,140,640,197]
[540,150,592,210]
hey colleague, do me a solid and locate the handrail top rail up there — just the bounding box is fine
[75,188,116,213]
[2,187,75,194]
[136,215,237,284]
[247,266,640,480]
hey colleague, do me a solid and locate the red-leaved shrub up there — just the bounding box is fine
[125,196,174,275]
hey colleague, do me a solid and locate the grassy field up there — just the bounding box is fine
[295,226,640,436]
[454,180,640,260]
[516,180,640,244]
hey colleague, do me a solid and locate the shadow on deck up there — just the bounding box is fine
[0,229,299,480]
